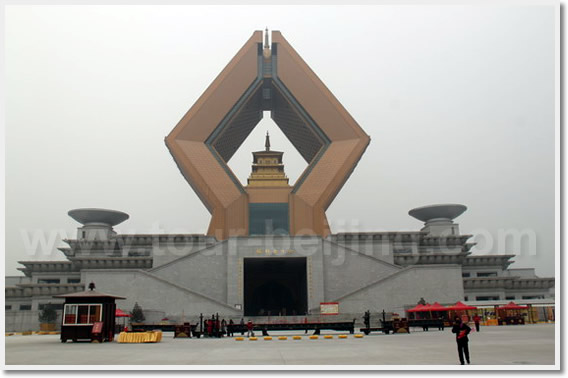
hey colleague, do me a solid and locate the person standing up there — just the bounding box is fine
[206,319,213,337]
[452,317,471,365]
[240,318,245,336]
[228,319,234,337]
[363,310,371,330]
[473,314,481,332]
[221,319,227,337]
[215,317,221,338]
[246,319,254,337]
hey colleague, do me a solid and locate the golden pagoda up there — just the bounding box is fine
[247,132,290,187]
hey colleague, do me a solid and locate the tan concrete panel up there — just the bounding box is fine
[272,31,367,142]
[174,140,242,209]
[295,139,360,207]
[206,193,248,239]
[289,195,330,236]
[315,137,371,211]
[246,187,292,203]
[168,31,262,142]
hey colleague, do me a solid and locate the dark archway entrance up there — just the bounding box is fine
[244,257,307,316]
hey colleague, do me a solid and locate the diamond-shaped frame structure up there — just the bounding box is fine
[165,30,370,239]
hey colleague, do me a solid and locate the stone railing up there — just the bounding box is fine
[394,253,467,266]
[69,257,153,270]
[462,255,516,267]
[331,232,423,243]
[419,235,473,247]
[507,278,555,290]
[7,283,84,297]
[17,261,78,276]
[5,286,29,298]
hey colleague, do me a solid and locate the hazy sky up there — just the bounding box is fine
[5,5,557,277]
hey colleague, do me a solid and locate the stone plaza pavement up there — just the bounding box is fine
[5,324,555,366]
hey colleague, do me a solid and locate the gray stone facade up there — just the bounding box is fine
[5,206,554,332]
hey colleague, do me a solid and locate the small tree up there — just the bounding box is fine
[130,302,145,323]
[38,303,58,324]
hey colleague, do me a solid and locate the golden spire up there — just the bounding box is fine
[247,132,289,187]
[264,27,270,49]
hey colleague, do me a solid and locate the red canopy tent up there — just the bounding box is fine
[115,308,131,332]
[115,308,131,317]
[497,302,529,325]
[407,304,427,312]
[429,302,449,311]
[447,301,477,311]
[497,302,528,310]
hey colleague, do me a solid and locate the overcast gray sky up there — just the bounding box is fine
[5,5,557,277]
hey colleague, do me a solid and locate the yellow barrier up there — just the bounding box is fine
[324,335,333,339]
[235,337,244,341]
[338,335,348,339]
[22,331,32,336]
[278,336,287,340]
[5,333,14,336]
[354,334,364,338]
[48,331,60,335]
[293,336,302,340]
[118,331,162,343]
[264,336,272,341]
[249,337,258,341]
[309,335,319,340]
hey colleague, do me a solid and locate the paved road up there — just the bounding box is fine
[5,324,555,366]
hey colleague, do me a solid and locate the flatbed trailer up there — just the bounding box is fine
[241,321,356,334]
[132,320,356,336]
[360,319,445,335]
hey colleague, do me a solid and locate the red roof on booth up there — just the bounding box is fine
[498,301,528,310]
[447,301,477,310]
[429,302,449,311]
[407,303,427,312]
[53,289,125,300]
[115,308,131,317]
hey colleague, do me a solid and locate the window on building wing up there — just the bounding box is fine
[476,272,498,278]
[38,278,60,284]
[63,304,102,325]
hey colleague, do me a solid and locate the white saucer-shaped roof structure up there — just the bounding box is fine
[68,208,129,226]
[408,204,467,223]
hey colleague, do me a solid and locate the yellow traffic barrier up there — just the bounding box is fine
[309,335,319,340]
[5,333,14,336]
[338,335,348,339]
[293,336,302,340]
[324,335,333,339]
[235,337,244,341]
[22,331,32,336]
[249,337,258,341]
[278,336,287,340]
[264,336,272,341]
[354,334,364,338]
[48,331,60,335]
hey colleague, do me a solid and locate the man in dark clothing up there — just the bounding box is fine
[363,310,371,329]
[227,319,234,337]
[452,317,471,365]
[473,314,481,332]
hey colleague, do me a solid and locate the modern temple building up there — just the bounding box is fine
[5,30,554,331]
